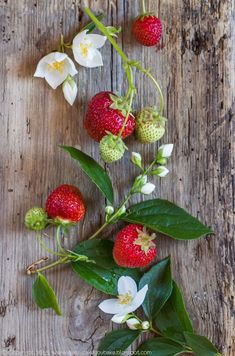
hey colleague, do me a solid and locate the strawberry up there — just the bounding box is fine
[135,107,166,143]
[45,184,85,224]
[99,133,127,163]
[84,91,135,142]
[113,224,156,268]
[132,15,162,47]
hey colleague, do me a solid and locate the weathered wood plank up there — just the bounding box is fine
[0,0,234,355]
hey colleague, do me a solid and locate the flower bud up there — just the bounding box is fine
[141,321,150,330]
[24,207,48,231]
[141,182,155,195]
[131,152,142,169]
[157,144,174,161]
[62,75,77,105]
[105,205,114,215]
[111,314,128,324]
[118,205,126,216]
[152,166,169,177]
[126,318,141,330]
[131,174,148,193]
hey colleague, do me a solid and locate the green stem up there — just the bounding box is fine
[142,0,146,13]
[89,192,132,239]
[31,256,70,274]
[56,225,65,253]
[84,7,128,63]
[150,326,163,336]
[36,233,65,257]
[118,88,135,138]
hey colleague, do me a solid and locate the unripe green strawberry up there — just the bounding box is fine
[25,207,48,231]
[135,107,166,144]
[99,133,127,163]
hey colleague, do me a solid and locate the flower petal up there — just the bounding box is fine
[87,34,107,48]
[141,182,155,195]
[118,276,137,297]
[65,57,78,76]
[98,298,126,315]
[34,60,48,77]
[72,30,87,47]
[126,318,141,330]
[45,67,69,89]
[131,284,148,311]
[73,48,103,68]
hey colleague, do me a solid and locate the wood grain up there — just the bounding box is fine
[0,0,234,355]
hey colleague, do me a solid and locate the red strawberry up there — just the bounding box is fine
[46,184,86,224]
[132,15,162,47]
[84,91,135,142]
[113,224,156,268]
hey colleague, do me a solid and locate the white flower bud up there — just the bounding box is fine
[158,144,174,158]
[105,205,114,215]
[141,182,155,195]
[118,205,126,215]
[111,314,127,324]
[131,152,142,169]
[141,321,150,330]
[62,76,77,105]
[126,318,141,330]
[152,166,169,177]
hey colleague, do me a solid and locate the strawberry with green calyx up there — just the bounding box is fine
[24,207,48,231]
[99,132,127,163]
[132,0,162,47]
[135,107,166,144]
[45,184,86,225]
[113,224,157,268]
[84,91,135,142]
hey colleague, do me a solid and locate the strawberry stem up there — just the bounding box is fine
[141,0,146,14]
[27,256,70,275]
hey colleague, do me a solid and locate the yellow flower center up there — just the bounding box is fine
[79,41,92,58]
[48,61,65,74]
[118,291,133,305]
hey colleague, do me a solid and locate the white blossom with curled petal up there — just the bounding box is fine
[98,276,148,319]
[72,30,106,68]
[34,52,77,89]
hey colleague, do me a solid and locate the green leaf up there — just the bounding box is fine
[32,273,62,316]
[81,13,105,33]
[122,199,212,240]
[61,146,114,204]
[98,329,140,355]
[72,239,141,295]
[184,332,222,356]
[136,337,186,356]
[139,256,172,319]
[155,281,193,344]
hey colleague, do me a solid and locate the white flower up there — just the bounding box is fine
[158,144,174,158]
[126,318,141,330]
[141,321,150,330]
[72,30,106,68]
[131,152,142,169]
[105,205,114,215]
[141,182,156,195]
[34,52,77,89]
[98,276,148,318]
[153,166,169,177]
[62,76,77,105]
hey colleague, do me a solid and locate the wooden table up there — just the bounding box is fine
[0,0,234,355]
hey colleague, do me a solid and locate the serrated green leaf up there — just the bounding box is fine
[135,337,186,356]
[72,239,141,295]
[32,273,62,315]
[61,146,114,204]
[139,256,172,319]
[98,329,140,355]
[184,332,222,356]
[155,281,193,344]
[122,199,212,240]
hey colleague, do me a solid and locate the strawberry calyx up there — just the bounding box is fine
[109,94,133,117]
[139,12,155,20]
[137,106,167,126]
[134,227,156,254]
